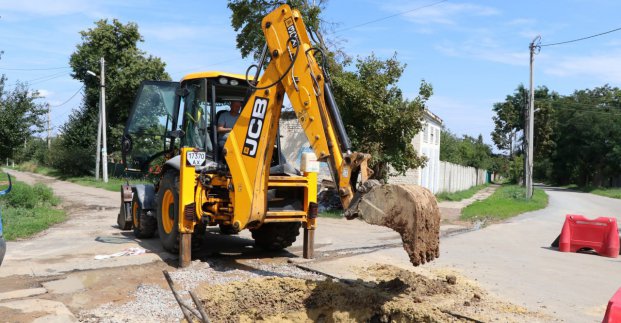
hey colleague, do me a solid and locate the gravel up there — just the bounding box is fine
[78,258,325,322]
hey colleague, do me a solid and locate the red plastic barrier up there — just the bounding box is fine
[559,214,619,258]
[603,287,621,323]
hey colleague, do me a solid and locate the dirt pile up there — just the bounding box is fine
[196,264,546,323]
[347,184,441,266]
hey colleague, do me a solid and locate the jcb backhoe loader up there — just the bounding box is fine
[118,4,440,267]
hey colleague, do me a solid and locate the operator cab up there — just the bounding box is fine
[122,72,286,174]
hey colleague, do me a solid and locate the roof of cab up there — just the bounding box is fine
[180,71,247,82]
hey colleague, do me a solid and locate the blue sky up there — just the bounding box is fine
[1,0,620,146]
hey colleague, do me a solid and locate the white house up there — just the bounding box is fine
[389,109,443,194]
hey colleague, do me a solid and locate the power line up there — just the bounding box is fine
[332,0,449,34]
[49,85,84,107]
[540,26,621,47]
[0,66,70,71]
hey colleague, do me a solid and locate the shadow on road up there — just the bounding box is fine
[95,224,301,269]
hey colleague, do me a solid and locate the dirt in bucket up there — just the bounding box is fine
[195,264,548,322]
[346,184,441,266]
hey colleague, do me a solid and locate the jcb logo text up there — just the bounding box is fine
[242,97,269,157]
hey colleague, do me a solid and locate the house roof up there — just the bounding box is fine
[423,108,443,125]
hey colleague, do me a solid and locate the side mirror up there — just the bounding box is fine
[167,129,186,139]
[175,86,189,97]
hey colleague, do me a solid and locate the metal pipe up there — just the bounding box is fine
[323,83,351,152]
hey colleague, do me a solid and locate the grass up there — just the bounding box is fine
[16,162,151,192]
[562,184,621,200]
[461,185,548,221]
[0,171,66,240]
[318,209,344,219]
[589,188,621,199]
[436,184,488,202]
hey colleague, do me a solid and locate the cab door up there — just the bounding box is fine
[122,81,179,172]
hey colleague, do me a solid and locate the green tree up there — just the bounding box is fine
[228,0,325,60]
[332,54,430,180]
[0,76,47,160]
[550,85,621,186]
[59,19,170,175]
[228,2,430,180]
[440,130,492,171]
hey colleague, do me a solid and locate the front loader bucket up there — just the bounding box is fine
[347,184,440,266]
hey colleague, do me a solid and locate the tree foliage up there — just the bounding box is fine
[228,0,324,60]
[0,76,47,159]
[332,54,430,180]
[227,2,430,181]
[493,84,621,187]
[440,130,492,170]
[548,85,621,186]
[58,19,170,175]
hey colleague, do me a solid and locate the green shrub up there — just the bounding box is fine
[47,137,94,177]
[0,181,58,208]
[2,182,38,208]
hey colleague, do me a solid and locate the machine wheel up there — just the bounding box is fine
[219,224,239,235]
[157,171,180,253]
[117,202,133,230]
[251,222,301,250]
[132,196,156,239]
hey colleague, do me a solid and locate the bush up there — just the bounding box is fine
[1,181,58,209]
[47,136,94,177]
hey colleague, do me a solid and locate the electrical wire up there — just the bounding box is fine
[331,0,449,34]
[540,26,621,47]
[49,85,84,107]
[0,66,70,71]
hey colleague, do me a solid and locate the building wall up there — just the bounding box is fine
[389,112,442,193]
[278,109,488,194]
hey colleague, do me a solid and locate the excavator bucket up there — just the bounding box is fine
[346,183,440,266]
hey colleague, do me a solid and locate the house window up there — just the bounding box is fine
[423,124,429,143]
[429,126,434,144]
[435,128,440,145]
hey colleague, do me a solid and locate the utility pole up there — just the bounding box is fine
[95,100,102,180]
[526,36,541,199]
[100,57,109,183]
[46,103,51,149]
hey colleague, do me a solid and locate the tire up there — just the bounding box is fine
[219,224,239,235]
[251,222,302,251]
[132,196,156,239]
[157,171,180,253]
[117,202,133,230]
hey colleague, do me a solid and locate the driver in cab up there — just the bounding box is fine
[217,100,242,149]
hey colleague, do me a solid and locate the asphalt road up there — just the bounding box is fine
[313,185,621,322]
[431,185,621,322]
[2,169,620,322]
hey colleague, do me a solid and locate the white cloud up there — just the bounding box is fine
[543,50,621,83]
[386,2,500,25]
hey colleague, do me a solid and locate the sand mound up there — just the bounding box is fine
[196,264,547,322]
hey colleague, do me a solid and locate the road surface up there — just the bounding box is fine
[1,169,619,322]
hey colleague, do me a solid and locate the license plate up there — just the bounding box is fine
[186,151,206,166]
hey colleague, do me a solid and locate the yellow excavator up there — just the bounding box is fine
[118,4,439,267]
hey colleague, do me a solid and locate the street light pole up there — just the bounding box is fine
[100,57,108,183]
[526,36,541,200]
[87,70,102,181]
